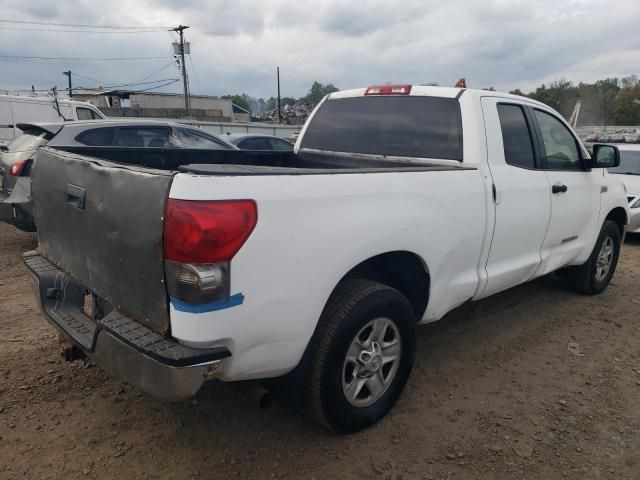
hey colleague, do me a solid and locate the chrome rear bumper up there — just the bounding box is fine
[23,251,230,401]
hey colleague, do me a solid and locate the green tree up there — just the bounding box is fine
[613,86,640,125]
[280,97,297,107]
[304,82,339,106]
[514,75,640,126]
[528,79,578,119]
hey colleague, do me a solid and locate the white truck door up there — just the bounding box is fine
[478,97,550,298]
[530,108,601,274]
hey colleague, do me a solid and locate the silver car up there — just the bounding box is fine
[0,120,235,231]
[225,133,293,151]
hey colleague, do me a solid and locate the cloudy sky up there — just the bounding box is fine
[0,0,638,99]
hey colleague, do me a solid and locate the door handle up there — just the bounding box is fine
[552,184,568,194]
[65,183,86,210]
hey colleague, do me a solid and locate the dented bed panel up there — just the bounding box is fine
[32,147,173,333]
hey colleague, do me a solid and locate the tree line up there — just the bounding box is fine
[222,81,338,117]
[223,76,640,126]
[510,75,640,126]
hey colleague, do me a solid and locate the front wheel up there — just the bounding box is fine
[305,279,416,433]
[565,220,622,295]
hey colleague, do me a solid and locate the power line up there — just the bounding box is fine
[138,61,178,82]
[0,26,167,34]
[85,78,180,89]
[0,18,172,29]
[71,72,107,85]
[71,63,177,89]
[0,54,169,61]
[127,79,180,93]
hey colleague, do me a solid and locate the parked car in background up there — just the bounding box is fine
[24,85,629,433]
[0,127,53,231]
[608,144,640,233]
[0,120,235,231]
[0,94,105,145]
[226,133,293,151]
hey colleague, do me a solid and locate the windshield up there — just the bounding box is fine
[608,150,640,175]
[6,129,50,153]
[300,96,463,161]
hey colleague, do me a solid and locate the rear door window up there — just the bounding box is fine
[114,127,171,147]
[497,104,536,169]
[300,96,463,160]
[171,128,229,149]
[238,137,272,150]
[76,107,101,120]
[268,138,293,151]
[75,127,117,146]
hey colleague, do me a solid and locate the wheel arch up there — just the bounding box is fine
[605,207,628,236]
[288,250,430,385]
[334,250,431,321]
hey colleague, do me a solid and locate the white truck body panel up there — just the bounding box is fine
[26,85,631,393]
[166,88,629,381]
[169,168,486,379]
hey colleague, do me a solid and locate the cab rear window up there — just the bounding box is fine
[300,96,463,161]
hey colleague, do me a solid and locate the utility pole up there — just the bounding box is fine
[277,66,281,124]
[172,25,190,112]
[62,70,72,98]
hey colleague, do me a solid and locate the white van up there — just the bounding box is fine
[0,94,105,145]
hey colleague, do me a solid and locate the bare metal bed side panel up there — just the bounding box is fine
[32,147,173,333]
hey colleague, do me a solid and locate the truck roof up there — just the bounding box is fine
[0,93,97,107]
[327,85,550,109]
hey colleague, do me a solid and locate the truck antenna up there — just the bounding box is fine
[50,86,71,121]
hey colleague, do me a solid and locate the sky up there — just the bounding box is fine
[0,0,639,100]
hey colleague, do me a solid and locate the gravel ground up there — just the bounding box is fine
[1,221,640,480]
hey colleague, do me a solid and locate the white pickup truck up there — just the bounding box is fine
[24,85,629,433]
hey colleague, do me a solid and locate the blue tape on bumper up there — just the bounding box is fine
[170,293,245,314]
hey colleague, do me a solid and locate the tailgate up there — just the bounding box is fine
[32,146,174,333]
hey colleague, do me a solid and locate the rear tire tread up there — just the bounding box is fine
[306,279,400,431]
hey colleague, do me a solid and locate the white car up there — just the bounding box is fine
[25,85,629,433]
[608,143,640,233]
[0,94,105,145]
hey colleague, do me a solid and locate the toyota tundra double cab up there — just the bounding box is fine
[23,85,629,432]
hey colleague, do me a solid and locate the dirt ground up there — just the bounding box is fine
[1,222,640,480]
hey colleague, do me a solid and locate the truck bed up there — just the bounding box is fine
[54,146,473,174]
[31,145,476,336]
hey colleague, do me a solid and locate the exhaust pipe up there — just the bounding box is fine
[61,344,86,362]
[249,385,272,409]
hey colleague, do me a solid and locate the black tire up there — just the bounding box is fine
[565,220,621,295]
[305,279,416,433]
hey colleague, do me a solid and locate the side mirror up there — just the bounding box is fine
[592,144,620,168]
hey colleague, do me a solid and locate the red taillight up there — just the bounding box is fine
[364,84,412,96]
[164,199,258,264]
[9,160,27,176]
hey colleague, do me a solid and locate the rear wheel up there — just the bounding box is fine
[305,279,416,433]
[566,220,621,295]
